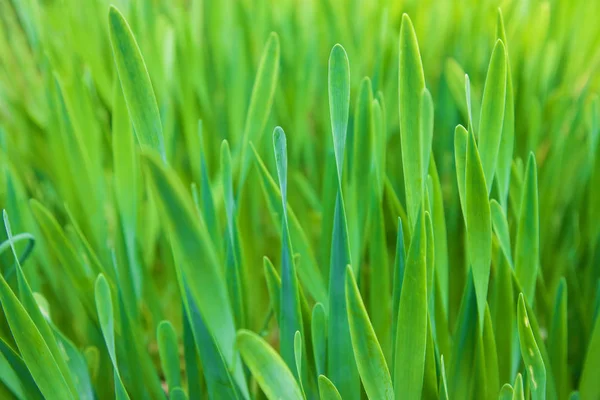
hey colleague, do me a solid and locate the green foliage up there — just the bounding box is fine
[1,0,599,399]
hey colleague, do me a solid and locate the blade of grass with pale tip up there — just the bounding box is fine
[548,278,568,400]
[327,43,358,400]
[157,321,182,392]
[394,210,427,399]
[236,330,303,400]
[512,374,524,400]
[142,151,245,391]
[440,355,449,400]
[491,199,512,264]
[251,144,327,304]
[478,39,507,192]
[454,124,468,218]
[318,375,342,400]
[391,217,405,360]
[517,294,546,400]
[221,140,245,329]
[515,153,539,304]
[237,32,280,192]
[94,274,130,400]
[466,74,475,136]
[579,300,600,399]
[399,13,426,229]
[345,265,393,400]
[311,303,327,377]
[273,127,305,383]
[499,384,514,400]
[466,128,492,330]
[108,6,165,161]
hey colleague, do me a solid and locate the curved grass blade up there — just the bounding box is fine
[517,294,546,400]
[345,265,393,400]
[394,210,427,399]
[311,303,327,376]
[236,330,303,400]
[318,375,343,400]
[157,321,182,392]
[0,337,43,400]
[399,13,426,228]
[499,384,514,400]
[327,43,358,399]
[478,39,507,192]
[108,6,165,161]
[237,32,280,191]
[94,274,130,400]
[515,153,539,303]
[0,273,73,399]
[4,211,78,397]
[466,128,492,329]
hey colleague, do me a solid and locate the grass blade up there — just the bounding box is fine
[466,128,492,329]
[238,32,280,191]
[345,265,394,400]
[399,13,427,228]
[478,39,507,192]
[515,153,539,303]
[236,330,303,400]
[157,321,182,392]
[108,6,165,160]
[517,294,546,400]
[394,210,427,399]
[318,375,343,400]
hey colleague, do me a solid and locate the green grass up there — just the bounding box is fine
[1,0,600,399]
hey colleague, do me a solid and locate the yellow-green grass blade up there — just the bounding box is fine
[478,39,507,193]
[108,6,165,161]
[236,330,303,400]
[398,13,426,229]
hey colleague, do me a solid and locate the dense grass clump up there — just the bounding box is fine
[1,0,600,399]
